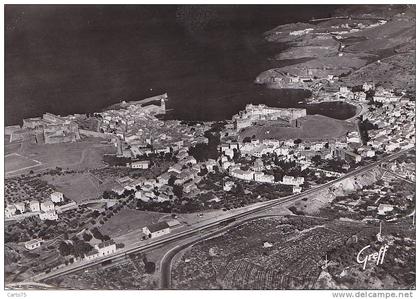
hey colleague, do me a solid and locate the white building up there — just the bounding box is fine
[254,172,275,183]
[40,200,55,212]
[385,142,400,152]
[130,160,150,169]
[39,211,58,221]
[223,181,235,191]
[224,148,235,159]
[378,204,394,215]
[143,222,171,239]
[362,82,374,91]
[25,239,43,250]
[84,249,100,261]
[50,191,64,203]
[293,186,302,194]
[156,194,171,202]
[282,176,304,186]
[5,205,17,218]
[222,161,232,170]
[230,169,254,181]
[29,200,40,212]
[347,131,361,144]
[96,240,117,256]
[205,159,217,172]
[339,86,349,93]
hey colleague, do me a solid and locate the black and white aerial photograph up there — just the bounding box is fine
[2,1,417,297]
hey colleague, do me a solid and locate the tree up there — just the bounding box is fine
[91,227,104,240]
[173,185,183,199]
[168,175,177,186]
[82,233,92,242]
[73,239,93,258]
[188,143,209,162]
[243,137,251,143]
[198,167,208,176]
[58,241,72,257]
[311,155,322,165]
[142,255,156,274]
[235,183,245,195]
[145,261,156,274]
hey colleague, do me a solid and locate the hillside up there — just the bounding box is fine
[256,5,415,92]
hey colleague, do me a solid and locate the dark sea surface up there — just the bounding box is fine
[5,5,353,125]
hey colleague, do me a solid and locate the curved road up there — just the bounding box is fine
[24,148,411,286]
[160,214,299,289]
[160,217,414,289]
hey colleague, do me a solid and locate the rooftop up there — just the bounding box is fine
[146,221,170,233]
[97,239,116,249]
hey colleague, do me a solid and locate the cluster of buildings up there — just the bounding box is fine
[331,19,388,37]
[232,104,306,131]
[229,163,304,193]
[112,150,217,202]
[287,19,387,38]
[362,91,415,154]
[218,134,359,175]
[333,175,414,223]
[5,191,77,221]
[386,160,415,181]
[97,96,209,160]
[6,112,81,144]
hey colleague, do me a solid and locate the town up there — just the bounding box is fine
[5,79,415,264]
[4,4,416,292]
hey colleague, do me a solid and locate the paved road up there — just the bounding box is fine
[159,148,413,288]
[159,216,414,289]
[16,148,411,287]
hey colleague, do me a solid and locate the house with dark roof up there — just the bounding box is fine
[142,222,171,239]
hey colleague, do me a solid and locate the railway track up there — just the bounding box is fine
[18,148,411,286]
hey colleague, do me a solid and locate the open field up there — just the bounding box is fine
[5,139,22,155]
[239,115,355,141]
[5,153,41,174]
[18,137,115,172]
[100,208,166,240]
[43,173,102,203]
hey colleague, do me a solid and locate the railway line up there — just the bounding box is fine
[13,148,411,288]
